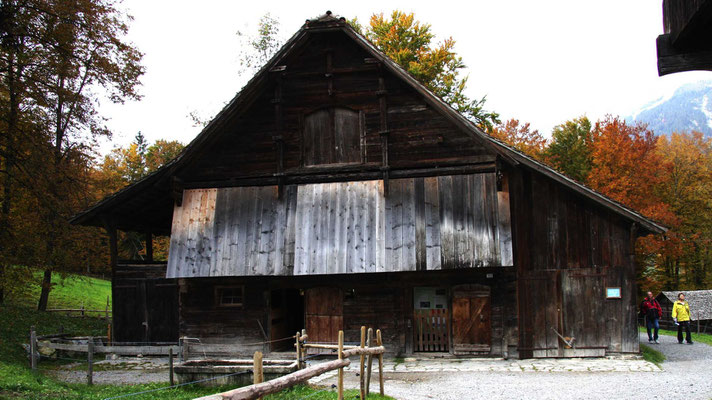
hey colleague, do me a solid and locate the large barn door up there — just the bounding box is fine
[452,285,491,354]
[560,268,607,357]
[305,287,343,347]
[519,271,561,358]
[520,269,607,358]
[114,278,178,343]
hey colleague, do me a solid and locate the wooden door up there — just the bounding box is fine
[305,287,343,346]
[452,286,491,354]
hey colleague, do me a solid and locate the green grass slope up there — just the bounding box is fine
[19,271,112,311]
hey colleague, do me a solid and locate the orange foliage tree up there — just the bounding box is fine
[489,119,547,159]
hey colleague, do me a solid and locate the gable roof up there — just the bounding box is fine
[71,11,666,235]
[659,290,712,320]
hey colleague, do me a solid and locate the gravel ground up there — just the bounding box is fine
[48,358,169,385]
[318,334,712,400]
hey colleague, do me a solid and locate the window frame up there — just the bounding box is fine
[215,285,245,308]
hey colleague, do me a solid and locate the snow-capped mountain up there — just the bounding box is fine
[626,81,712,137]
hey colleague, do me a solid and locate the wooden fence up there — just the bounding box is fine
[198,326,385,400]
[46,296,111,321]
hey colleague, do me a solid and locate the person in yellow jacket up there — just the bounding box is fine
[672,293,693,345]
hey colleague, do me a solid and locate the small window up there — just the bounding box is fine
[216,286,244,307]
[606,287,621,299]
[303,107,362,166]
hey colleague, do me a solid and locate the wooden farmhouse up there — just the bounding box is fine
[72,12,666,359]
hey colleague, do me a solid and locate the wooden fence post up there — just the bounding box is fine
[81,301,85,318]
[365,328,373,396]
[359,326,366,400]
[254,351,264,400]
[29,326,37,371]
[338,330,344,400]
[376,329,384,396]
[169,347,175,386]
[179,337,185,362]
[87,339,94,385]
[295,331,301,370]
[107,323,112,346]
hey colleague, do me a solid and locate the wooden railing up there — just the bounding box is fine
[198,326,385,400]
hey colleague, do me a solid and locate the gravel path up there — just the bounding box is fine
[316,334,712,400]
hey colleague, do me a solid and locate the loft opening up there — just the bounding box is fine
[302,106,364,166]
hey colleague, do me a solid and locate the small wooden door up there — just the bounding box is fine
[305,287,343,346]
[452,285,491,354]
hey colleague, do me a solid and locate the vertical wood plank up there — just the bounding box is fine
[424,177,441,270]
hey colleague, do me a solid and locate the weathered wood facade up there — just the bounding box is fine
[72,12,665,358]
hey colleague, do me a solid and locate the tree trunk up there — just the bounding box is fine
[37,269,52,311]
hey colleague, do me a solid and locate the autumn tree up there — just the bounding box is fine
[545,116,593,182]
[96,135,184,260]
[643,132,712,290]
[489,118,547,158]
[362,12,499,131]
[0,0,144,308]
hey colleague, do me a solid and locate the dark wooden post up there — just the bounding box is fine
[105,221,118,343]
[29,326,37,370]
[179,337,186,362]
[87,339,94,385]
[145,231,153,262]
[377,68,390,196]
[169,347,174,386]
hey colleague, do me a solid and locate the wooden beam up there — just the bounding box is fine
[657,33,712,76]
[663,0,712,47]
[198,358,351,400]
[181,163,496,189]
[145,231,153,262]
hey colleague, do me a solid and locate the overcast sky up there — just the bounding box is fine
[97,0,712,154]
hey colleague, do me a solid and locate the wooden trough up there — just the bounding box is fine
[174,359,298,387]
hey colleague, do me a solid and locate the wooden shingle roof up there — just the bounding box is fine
[71,11,667,235]
[660,290,712,320]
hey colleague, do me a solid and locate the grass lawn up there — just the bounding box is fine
[0,274,394,400]
[638,325,712,346]
[18,270,112,311]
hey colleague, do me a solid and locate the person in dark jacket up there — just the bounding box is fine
[640,291,662,343]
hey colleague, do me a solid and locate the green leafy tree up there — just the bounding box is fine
[361,11,499,131]
[545,116,593,182]
[237,13,282,76]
